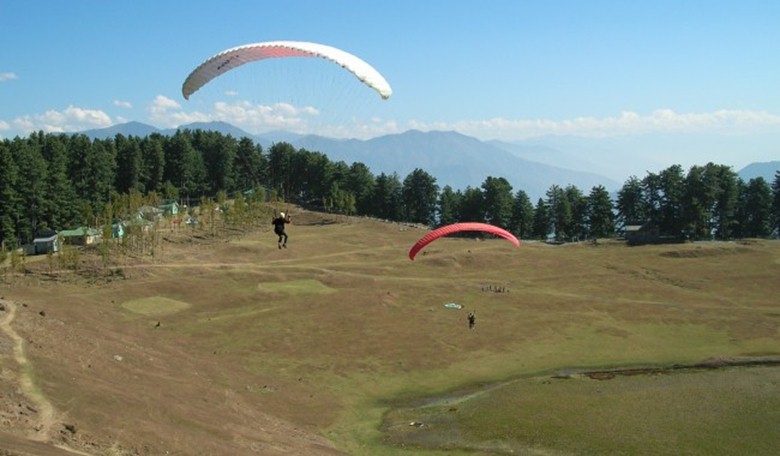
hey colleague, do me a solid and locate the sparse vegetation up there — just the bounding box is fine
[0,208,778,455]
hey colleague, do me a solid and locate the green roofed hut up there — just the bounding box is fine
[59,227,101,246]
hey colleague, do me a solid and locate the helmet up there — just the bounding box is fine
[280,212,285,218]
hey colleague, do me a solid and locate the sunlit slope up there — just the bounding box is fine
[3,209,778,455]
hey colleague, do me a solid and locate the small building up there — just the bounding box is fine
[137,205,163,221]
[33,234,60,255]
[110,220,127,239]
[125,216,154,234]
[160,202,180,216]
[59,227,101,246]
[624,222,660,246]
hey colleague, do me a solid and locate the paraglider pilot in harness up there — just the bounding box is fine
[468,311,476,330]
[272,211,291,249]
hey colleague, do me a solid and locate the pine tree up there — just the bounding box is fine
[481,176,514,228]
[772,171,780,237]
[532,198,549,240]
[616,176,647,228]
[546,185,572,242]
[87,139,118,219]
[587,185,615,239]
[438,186,461,227]
[458,187,484,223]
[42,134,78,230]
[657,165,686,237]
[11,136,48,242]
[346,162,376,215]
[737,177,772,238]
[115,134,143,194]
[509,190,534,239]
[402,169,440,225]
[709,164,739,240]
[140,135,166,193]
[564,185,588,241]
[370,173,403,221]
[0,139,20,245]
[233,137,264,192]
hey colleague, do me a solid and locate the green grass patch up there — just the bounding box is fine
[257,279,336,294]
[382,366,780,455]
[325,321,777,455]
[121,296,191,316]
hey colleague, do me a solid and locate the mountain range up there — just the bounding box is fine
[80,121,779,201]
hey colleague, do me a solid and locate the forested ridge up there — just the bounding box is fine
[1,129,779,248]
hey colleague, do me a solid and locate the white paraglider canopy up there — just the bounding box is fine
[182,40,392,101]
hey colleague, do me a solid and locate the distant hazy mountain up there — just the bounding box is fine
[82,121,258,142]
[163,121,256,140]
[256,130,306,146]
[487,140,600,173]
[291,130,620,200]
[737,161,780,183]
[80,121,161,139]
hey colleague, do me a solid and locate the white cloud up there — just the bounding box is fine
[211,100,321,131]
[0,72,18,82]
[151,93,406,139]
[150,94,181,111]
[166,94,780,140]
[147,95,193,127]
[4,98,778,143]
[114,99,132,109]
[148,95,327,133]
[412,109,780,141]
[319,117,400,139]
[6,105,112,135]
[63,105,112,125]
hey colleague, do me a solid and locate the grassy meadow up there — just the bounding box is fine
[1,209,779,455]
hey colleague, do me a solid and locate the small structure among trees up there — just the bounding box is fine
[32,232,59,254]
[59,226,101,246]
[160,201,180,216]
[624,222,660,246]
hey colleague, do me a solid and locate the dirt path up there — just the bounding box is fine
[0,299,91,456]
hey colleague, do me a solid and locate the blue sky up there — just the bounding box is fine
[1,0,778,175]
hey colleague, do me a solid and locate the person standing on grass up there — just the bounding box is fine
[468,311,476,329]
[272,211,291,249]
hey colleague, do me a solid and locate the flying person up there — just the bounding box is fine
[272,211,291,249]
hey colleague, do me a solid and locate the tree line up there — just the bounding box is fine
[1,130,779,247]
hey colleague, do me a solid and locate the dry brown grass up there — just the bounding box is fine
[0,208,778,455]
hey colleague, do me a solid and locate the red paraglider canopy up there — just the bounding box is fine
[408,222,520,260]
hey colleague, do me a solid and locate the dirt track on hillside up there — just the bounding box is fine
[0,299,91,455]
